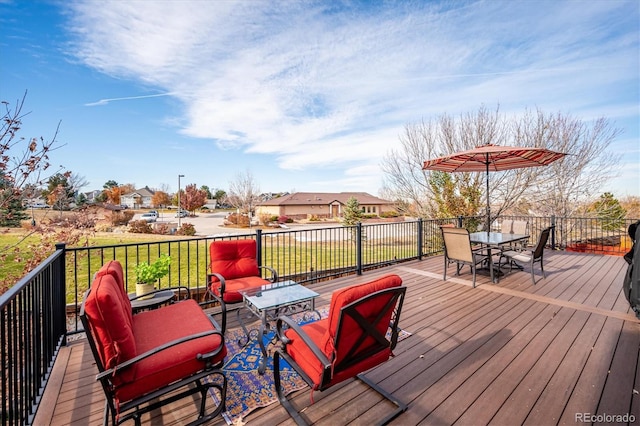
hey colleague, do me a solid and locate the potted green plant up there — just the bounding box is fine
[134,254,171,299]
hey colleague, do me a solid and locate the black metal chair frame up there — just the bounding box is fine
[80,289,228,426]
[273,286,407,426]
[441,227,491,288]
[499,226,552,284]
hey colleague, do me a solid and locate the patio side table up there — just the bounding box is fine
[129,289,175,313]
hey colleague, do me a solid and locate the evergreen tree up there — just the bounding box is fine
[591,192,626,231]
[0,172,28,226]
[342,196,363,226]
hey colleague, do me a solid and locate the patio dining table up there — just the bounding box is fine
[469,232,530,282]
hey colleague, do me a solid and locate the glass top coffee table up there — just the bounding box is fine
[239,280,319,374]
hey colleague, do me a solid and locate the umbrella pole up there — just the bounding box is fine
[486,158,490,234]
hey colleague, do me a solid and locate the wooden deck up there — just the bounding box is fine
[36,251,640,425]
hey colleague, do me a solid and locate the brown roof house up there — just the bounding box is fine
[255,192,394,220]
[121,186,155,209]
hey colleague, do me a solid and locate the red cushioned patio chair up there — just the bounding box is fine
[81,260,227,426]
[273,274,407,425]
[205,239,278,333]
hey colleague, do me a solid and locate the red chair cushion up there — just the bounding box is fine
[84,273,137,383]
[114,299,227,403]
[284,274,403,389]
[211,276,271,304]
[283,319,329,387]
[96,260,133,326]
[209,240,260,280]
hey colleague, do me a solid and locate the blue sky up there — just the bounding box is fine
[1,0,638,198]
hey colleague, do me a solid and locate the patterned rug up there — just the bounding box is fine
[208,308,411,425]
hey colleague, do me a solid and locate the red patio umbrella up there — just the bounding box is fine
[422,143,567,232]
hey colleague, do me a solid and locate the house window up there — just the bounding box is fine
[373,206,377,213]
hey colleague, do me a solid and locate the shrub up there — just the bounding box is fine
[380,210,400,218]
[95,223,113,232]
[112,210,135,226]
[226,213,250,227]
[309,215,320,221]
[278,215,293,224]
[128,220,153,234]
[153,223,172,235]
[176,223,196,236]
[259,213,273,226]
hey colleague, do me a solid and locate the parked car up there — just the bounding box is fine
[29,203,50,209]
[140,213,157,223]
[175,209,188,218]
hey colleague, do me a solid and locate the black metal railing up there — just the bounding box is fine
[1,244,66,426]
[1,214,636,424]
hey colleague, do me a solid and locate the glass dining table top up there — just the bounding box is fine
[469,232,529,246]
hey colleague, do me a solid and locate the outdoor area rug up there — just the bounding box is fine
[207,308,411,425]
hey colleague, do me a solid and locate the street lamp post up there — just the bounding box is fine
[177,174,184,228]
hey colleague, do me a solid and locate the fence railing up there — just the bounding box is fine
[0,214,636,424]
[1,244,66,426]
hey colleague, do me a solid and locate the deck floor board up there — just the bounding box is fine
[37,251,640,426]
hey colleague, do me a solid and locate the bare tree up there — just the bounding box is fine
[380,119,440,217]
[0,92,64,216]
[226,170,261,221]
[523,110,621,217]
[381,105,621,219]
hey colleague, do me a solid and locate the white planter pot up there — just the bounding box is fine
[135,283,155,300]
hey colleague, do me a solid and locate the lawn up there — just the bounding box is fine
[0,229,177,282]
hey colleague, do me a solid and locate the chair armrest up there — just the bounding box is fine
[276,315,332,368]
[259,265,278,283]
[204,273,228,333]
[198,293,227,334]
[207,272,227,294]
[471,247,492,258]
[97,328,225,381]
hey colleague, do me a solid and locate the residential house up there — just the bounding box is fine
[121,186,155,209]
[255,192,395,220]
[83,190,103,204]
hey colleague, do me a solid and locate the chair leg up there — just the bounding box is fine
[103,401,111,426]
[274,351,309,426]
[471,266,476,288]
[357,373,408,425]
[443,257,447,281]
[530,259,537,285]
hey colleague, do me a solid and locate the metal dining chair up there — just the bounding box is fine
[499,227,552,284]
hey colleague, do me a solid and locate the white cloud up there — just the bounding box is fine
[64,0,639,192]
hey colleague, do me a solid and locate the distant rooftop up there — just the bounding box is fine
[258,192,392,206]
